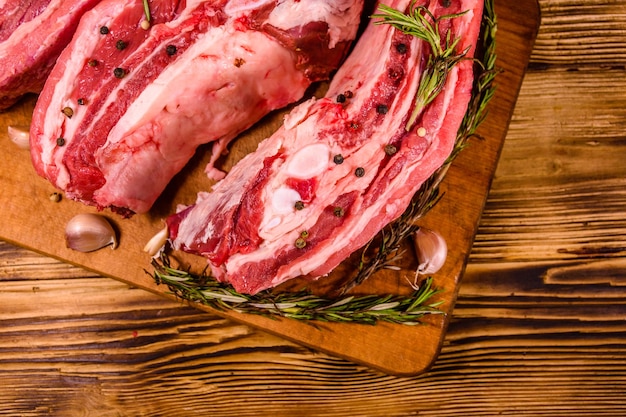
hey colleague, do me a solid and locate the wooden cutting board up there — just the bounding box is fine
[0,0,539,376]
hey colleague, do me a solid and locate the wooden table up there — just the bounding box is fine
[2,0,625,415]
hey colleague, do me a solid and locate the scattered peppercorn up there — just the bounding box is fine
[442,0,452,7]
[333,154,344,164]
[333,206,345,217]
[336,93,346,103]
[56,137,66,147]
[344,90,354,98]
[62,107,74,118]
[77,98,86,106]
[88,59,98,67]
[355,167,365,177]
[116,40,128,50]
[294,201,305,210]
[113,67,126,79]
[300,230,309,239]
[100,26,110,35]
[166,44,177,56]
[49,192,62,203]
[376,104,388,115]
[384,144,398,155]
[295,237,307,249]
[234,57,245,67]
[396,43,407,54]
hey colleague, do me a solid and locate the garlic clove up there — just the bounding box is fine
[8,125,30,149]
[413,227,447,275]
[143,226,169,257]
[65,213,118,252]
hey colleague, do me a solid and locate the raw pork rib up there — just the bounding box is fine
[30,0,363,215]
[167,0,485,294]
[0,0,103,110]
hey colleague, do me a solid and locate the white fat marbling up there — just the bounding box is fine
[271,186,302,214]
[285,143,330,179]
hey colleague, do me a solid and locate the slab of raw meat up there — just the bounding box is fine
[0,0,103,110]
[29,0,363,215]
[167,0,485,294]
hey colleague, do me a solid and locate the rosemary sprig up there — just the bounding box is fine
[409,51,469,129]
[342,172,444,294]
[372,4,467,56]
[457,0,500,143]
[151,254,443,326]
[373,3,471,130]
[348,0,499,289]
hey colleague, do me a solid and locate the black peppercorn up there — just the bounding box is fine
[376,104,388,115]
[294,201,305,210]
[100,26,109,35]
[396,43,407,54]
[336,93,346,103]
[56,137,66,146]
[113,67,126,79]
[384,144,397,155]
[166,45,177,56]
[333,207,345,217]
[116,40,127,50]
[355,167,365,177]
[333,154,344,164]
[77,98,86,106]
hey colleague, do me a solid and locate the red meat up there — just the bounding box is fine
[29,0,363,215]
[167,0,484,294]
[0,0,103,110]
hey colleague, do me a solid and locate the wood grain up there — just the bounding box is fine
[2,0,626,415]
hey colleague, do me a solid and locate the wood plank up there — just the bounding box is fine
[2,248,626,416]
[473,68,626,266]
[0,0,540,375]
[531,0,626,66]
[3,0,626,414]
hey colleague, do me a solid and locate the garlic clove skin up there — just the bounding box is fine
[65,213,118,252]
[143,226,169,257]
[413,227,447,275]
[8,125,30,149]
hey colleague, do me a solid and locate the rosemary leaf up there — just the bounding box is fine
[373,3,471,130]
[372,4,468,56]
